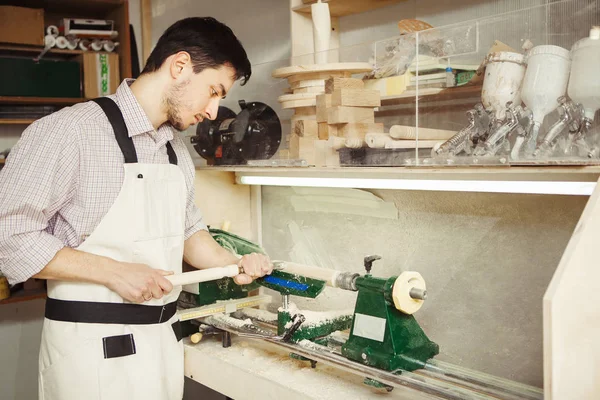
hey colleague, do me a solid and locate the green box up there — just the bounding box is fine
[0,57,81,98]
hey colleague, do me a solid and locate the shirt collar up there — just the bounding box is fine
[114,79,174,141]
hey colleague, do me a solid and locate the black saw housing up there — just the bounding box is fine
[191,100,281,165]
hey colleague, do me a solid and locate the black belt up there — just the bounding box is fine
[45,298,177,325]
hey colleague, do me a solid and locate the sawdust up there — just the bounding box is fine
[188,339,419,399]
[240,307,279,322]
[280,302,354,329]
[210,313,252,328]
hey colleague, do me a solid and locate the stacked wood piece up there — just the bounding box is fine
[317,77,383,152]
[273,63,373,166]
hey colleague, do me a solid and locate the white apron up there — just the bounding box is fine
[38,97,187,400]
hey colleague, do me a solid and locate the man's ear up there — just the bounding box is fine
[169,51,191,79]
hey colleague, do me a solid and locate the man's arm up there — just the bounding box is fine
[183,230,272,285]
[34,248,174,303]
[0,116,172,304]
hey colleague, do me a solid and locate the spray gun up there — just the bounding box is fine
[533,96,584,158]
[433,103,493,157]
[473,101,533,157]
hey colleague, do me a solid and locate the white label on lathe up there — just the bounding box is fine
[353,313,386,342]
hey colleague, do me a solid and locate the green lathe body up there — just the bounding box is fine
[341,274,439,372]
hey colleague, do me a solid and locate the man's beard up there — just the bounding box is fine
[163,80,190,132]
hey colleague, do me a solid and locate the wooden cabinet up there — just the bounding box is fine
[0,0,132,124]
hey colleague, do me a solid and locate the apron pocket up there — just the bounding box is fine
[41,339,100,400]
[171,321,182,342]
[102,334,136,359]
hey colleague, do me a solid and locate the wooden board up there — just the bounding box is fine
[273,62,372,79]
[290,79,326,90]
[543,177,600,400]
[327,106,375,124]
[293,0,408,17]
[331,89,381,107]
[293,87,326,94]
[294,106,317,117]
[325,77,365,94]
[279,93,318,103]
[281,98,317,109]
[287,71,351,84]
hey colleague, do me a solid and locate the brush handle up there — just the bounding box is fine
[166,265,241,287]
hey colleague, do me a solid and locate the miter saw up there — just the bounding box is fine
[190,100,282,166]
[177,230,543,399]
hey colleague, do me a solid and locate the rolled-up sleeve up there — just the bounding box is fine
[0,116,80,285]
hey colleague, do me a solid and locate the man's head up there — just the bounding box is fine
[142,17,251,131]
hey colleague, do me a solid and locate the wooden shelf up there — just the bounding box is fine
[0,96,85,106]
[0,43,112,57]
[0,119,37,125]
[380,85,482,106]
[0,288,46,305]
[292,0,408,17]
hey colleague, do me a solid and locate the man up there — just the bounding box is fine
[0,17,271,400]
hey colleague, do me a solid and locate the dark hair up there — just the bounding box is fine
[141,17,251,85]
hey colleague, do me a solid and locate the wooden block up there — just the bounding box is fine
[318,123,329,140]
[294,87,326,94]
[289,134,300,158]
[316,94,332,123]
[294,106,317,116]
[328,124,338,137]
[337,123,384,139]
[292,120,318,138]
[327,106,375,124]
[325,77,364,94]
[289,135,316,164]
[331,89,381,107]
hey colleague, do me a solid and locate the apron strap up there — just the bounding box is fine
[92,97,138,164]
[92,97,179,166]
[166,142,178,165]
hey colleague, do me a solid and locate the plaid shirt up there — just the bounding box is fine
[0,79,207,285]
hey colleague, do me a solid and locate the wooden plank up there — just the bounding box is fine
[292,120,318,138]
[290,79,326,90]
[380,85,482,106]
[279,93,319,103]
[0,96,84,105]
[325,77,364,94]
[0,288,46,305]
[293,0,408,17]
[287,71,350,84]
[293,86,326,94]
[106,1,132,79]
[327,106,375,124]
[273,62,372,79]
[316,94,332,123]
[0,119,36,125]
[293,106,317,117]
[141,0,152,65]
[543,176,600,400]
[281,98,317,109]
[331,89,381,107]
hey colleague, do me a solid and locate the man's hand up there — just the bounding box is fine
[105,262,174,303]
[233,253,273,285]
